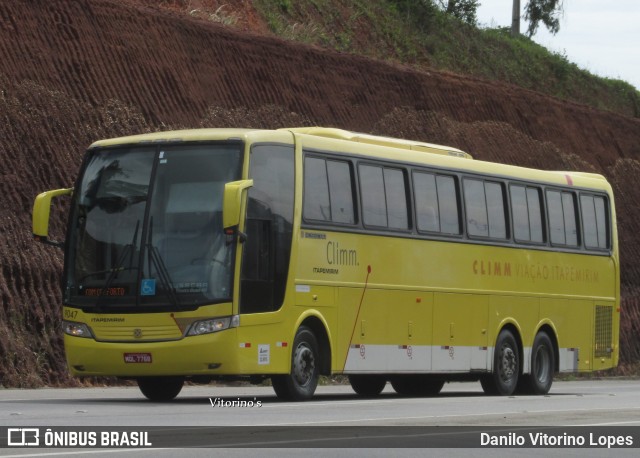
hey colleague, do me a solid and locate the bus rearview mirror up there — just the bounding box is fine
[32,187,73,248]
[223,179,254,232]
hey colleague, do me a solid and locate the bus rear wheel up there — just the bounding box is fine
[390,376,444,397]
[481,329,519,396]
[348,375,387,397]
[137,376,184,401]
[517,331,555,395]
[272,326,319,401]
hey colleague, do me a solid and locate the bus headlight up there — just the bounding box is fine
[62,321,93,338]
[187,315,239,336]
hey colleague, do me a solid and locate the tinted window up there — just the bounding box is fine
[359,164,409,230]
[327,160,355,224]
[360,164,387,227]
[511,185,544,243]
[464,179,488,237]
[67,144,244,310]
[594,196,608,249]
[438,175,461,235]
[413,171,460,235]
[547,190,564,244]
[511,186,530,241]
[303,157,330,221]
[384,168,408,230]
[464,179,507,239]
[303,156,355,224]
[581,194,609,249]
[241,144,294,313]
[562,192,578,246]
[527,187,544,242]
[414,172,439,232]
[486,182,507,239]
[547,189,578,247]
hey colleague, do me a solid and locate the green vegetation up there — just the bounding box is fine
[251,0,639,117]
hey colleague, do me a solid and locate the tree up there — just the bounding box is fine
[511,0,564,37]
[437,0,480,25]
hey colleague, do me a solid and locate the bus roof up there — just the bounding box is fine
[90,127,471,159]
[88,128,264,148]
[285,127,472,159]
[285,128,610,192]
[88,127,610,192]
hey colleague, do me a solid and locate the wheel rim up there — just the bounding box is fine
[293,343,315,387]
[499,345,517,383]
[534,345,551,383]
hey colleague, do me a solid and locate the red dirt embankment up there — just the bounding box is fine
[1,0,639,386]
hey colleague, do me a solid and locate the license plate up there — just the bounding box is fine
[123,353,152,363]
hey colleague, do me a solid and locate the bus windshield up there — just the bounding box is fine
[64,142,243,310]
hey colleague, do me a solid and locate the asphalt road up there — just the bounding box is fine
[0,379,638,457]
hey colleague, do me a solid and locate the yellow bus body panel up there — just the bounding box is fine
[295,227,618,374]
[64,304,295,376]
[59,127,619,379]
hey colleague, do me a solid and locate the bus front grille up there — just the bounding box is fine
[91,325,182,342]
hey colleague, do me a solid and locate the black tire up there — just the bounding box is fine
[271,326,319,401]
[390,375,444,397]
[348,375,387,397]
[481,329,519,396]
[517,332,555,395]
[137,376,184,401]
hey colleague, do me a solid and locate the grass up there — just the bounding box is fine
[251,0,639,118]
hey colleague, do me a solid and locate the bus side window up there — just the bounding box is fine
[511,185,544,243]
[547,190,565,245]
[527,187,544,242]
[359,163,408,231]
[437,175,461,235]
[360,164,388,227]
[547,189,579,247]
[485,181,507,239]
[240,144,294,314]
[593,196,609,249]
[464,178,507,240]
[511,185,530,241]
[384,168,408,230]
[413,171,440,232]
[464,178,488,237]
[303,155,355,225]
[413,171,462,235]
[326,160,355,224]
[303,157,331,221]
[581,194,609,250]
[562,192,578,246]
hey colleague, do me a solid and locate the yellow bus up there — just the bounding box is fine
[33,127,619,401]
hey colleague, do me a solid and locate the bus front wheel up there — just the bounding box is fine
[272,326,319,401]
[348,375,387,397]
[137,376,184,401]
[481,329,519,396]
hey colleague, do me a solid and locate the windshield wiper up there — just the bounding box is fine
[146,218,180,308]
[78,220,140,284]
[92,220,140,308]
